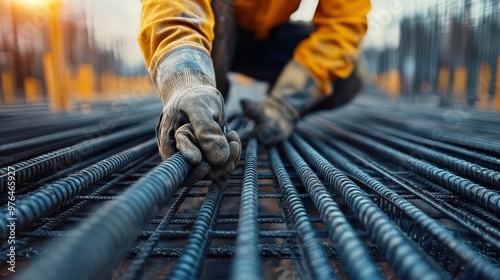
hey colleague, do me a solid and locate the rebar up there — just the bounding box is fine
[230,139,261,280]
[0,139,157,237]
[1,97,500,279]
[308,118,500,217]
[14,153,190,280]
[300,135,500,279]
[282,140,386,280]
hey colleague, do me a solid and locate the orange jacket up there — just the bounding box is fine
[139,0,370,95]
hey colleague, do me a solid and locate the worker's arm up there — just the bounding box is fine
[294,0,370,95]
[138,0,241,185]
[242,0,370,145]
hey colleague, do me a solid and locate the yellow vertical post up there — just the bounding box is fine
[495,56,500,111]
[452,67,467,104]
[48,0,69,112]
[1,71,15,105]
[43,53,58,112]
[387,70,401,100]
[438,67,450,94]
[24,77,40,104]
[77,64,95,102]
[477,62,491,110]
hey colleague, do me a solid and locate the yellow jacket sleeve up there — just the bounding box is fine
[138,0,215,80]
[293,0,371,95]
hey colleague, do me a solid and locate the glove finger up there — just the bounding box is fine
[240,99,261,119]
[190,116,229,166]
[207,140,240,183]
[226,140,241,167]
[226,129,242,162]
[175,123,203,165]
[157,113,177,161]
[182,161,211,186]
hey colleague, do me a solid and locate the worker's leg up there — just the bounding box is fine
[210,0,236,100]
[232,21,362,112]
[226,20,363,111]
[231,22,314,83]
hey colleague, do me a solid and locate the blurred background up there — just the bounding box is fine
[0,0,499,111]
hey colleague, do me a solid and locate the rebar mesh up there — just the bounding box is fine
[1,96,499,279]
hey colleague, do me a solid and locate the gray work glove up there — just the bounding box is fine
[241,60,325,146]
[155,48,241,185]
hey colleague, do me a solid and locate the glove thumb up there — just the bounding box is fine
[240,99,261,119]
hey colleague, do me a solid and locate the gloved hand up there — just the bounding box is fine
[241,60,325,146]
[154,48,241,185]
[157,86,241,185]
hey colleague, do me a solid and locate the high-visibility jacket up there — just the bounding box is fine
[139,0,370,95]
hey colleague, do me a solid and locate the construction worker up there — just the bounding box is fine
[139,0,370,184]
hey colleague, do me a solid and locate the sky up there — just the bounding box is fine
[68,0,143,66]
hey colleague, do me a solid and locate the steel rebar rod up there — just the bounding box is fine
[357,115,500,156]
[15,153,190,280]
[367,124,500,171]
[0,109,157,156]
[322,137,500,250]
[310,118,500,217]
[269,147,336,279]
[282,140,385,280]
[0,138,158,237]
[230,139,261,280]
[169,183,226,280]
[299,122,500,248]
[290,135,449,280]
[0,122,155,191]
[122,186,192,280]
[301,136,500,279]
[0,154,154,263]
[342,121,500,188]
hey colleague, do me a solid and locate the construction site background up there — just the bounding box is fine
[0,0,499,111]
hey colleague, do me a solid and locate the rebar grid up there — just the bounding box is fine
[1,97,499,279]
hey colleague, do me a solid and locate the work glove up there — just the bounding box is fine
[155,48,241,185]
[241,60,325,146]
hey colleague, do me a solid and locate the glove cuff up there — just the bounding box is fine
[154,47,217,105]
[271,60,326,115]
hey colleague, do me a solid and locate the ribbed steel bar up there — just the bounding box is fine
[0,154,154,263]
[19,229,328,239]
[15,153,190,280]
[341,121,500,188]
[281,140,384,280]
[300,135,500,279]
[290,135,448,280]
[17,145,126,195]
[269,147,336,280]
[169,183,226,280]
[451,200,500,228]
[0,122,155,191]
[1,137,89,167]
[309,118,500,217]
[230,139,261,280]
[0,109,156,156]
[0,138,158,237]
[299,122,500,249]
[367,124,500,172]
[122,186,192,280]
[326,138,500,250]
[359,114,500,156]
